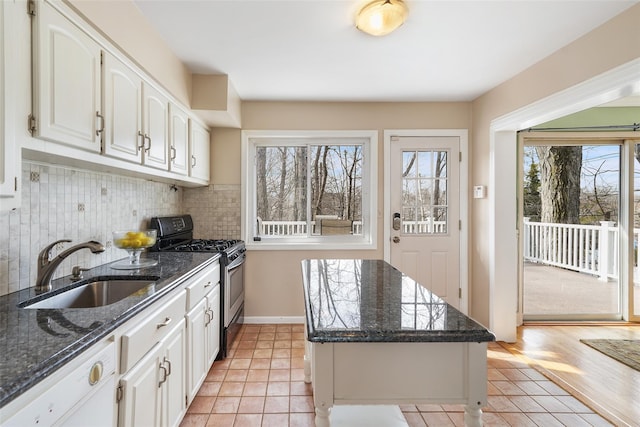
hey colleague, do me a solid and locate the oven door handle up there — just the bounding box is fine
[227,255,245,271]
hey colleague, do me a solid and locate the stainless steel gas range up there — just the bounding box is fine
[149,215,245,358]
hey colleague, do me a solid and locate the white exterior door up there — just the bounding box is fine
[389,136,461,308]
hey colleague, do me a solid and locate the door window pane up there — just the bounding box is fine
[401,150,449,235]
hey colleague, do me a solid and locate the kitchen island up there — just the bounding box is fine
[301,259,495,427]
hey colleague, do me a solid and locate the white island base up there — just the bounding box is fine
[304,341,488,427]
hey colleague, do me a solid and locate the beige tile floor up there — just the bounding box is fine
[180,324,613,427]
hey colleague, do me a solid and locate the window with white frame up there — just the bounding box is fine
[242,130,377,249]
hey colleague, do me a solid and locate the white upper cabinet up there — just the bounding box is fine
[189,120,210,182]
[102,52,143,163]
[142,83,169,170]
[169,103,189,176]
[104,53,173,173]
[26,0,210,186]
[32,0,101,151]
[0,0,18,207]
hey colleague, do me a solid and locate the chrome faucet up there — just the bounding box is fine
[35,239,105,293]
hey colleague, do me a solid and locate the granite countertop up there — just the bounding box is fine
[0,251,220,408]
[301,259,495,343]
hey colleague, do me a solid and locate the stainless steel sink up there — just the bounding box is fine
[20,279,157,309]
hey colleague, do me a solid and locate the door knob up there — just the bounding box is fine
[393,236,400,243]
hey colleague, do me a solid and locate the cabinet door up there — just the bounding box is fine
[169,104,189,176]
[0,0,18,206]
[186,299,207,402]
[102,53,143,163]
[118,343,162,427]
[206,286,221,367]
[189,120,210,182]
[142,83,169,170]
[162,320,186,427]
[33,0,101,151]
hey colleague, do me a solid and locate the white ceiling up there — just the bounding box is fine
[133,0,638,103]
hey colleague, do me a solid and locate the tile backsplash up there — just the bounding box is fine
[184,184,241,240]
[0,161,182,296]
[0,161,242,297]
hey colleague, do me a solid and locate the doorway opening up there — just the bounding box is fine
[519,134,639,322]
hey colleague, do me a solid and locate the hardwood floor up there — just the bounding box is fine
[501,324,640,427]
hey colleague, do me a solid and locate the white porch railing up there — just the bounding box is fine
[523,218,640,283]
[258,220,363,236]
[257,219,446,236]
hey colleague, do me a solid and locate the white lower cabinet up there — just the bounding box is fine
[186,282,220,401]
[2,260,221,427]
[118,320,185,427]
[205,289,221,368]
[118,290,187,427]
[185,261,221,402]
[2,340,117,427]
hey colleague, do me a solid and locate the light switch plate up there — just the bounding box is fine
[473,185,486,199]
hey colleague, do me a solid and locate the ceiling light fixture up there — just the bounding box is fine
[355,0,408,36]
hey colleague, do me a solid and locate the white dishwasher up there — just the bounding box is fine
[4,341,116,427]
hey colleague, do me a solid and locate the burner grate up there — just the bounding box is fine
[166,239,241,253]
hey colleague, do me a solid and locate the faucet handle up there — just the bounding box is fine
[71,265,90,280]
[38,239,72,266]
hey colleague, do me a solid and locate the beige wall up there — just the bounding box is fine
[68,0,192,106]
[238,102,472,318]
[470,4,640,324]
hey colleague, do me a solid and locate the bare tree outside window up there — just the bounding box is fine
[535,146,582,224]
[401,150,448,234]
[255,143,363,237]
[525,145,620,225]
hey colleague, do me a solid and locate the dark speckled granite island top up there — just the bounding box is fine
[301,259,495,343]
[0,252,219,408]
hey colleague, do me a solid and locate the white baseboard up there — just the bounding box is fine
[243,316,304,324]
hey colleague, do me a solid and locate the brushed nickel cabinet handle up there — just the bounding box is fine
[144,134,151,152]
[158,363,167,387]
[137,131,145,151]
[156,317,172,329]
[95,112,104,137]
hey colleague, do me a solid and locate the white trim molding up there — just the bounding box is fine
[244,316,305,324]
[489,58,640,342]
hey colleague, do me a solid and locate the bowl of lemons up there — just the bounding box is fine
[112,230,158,269]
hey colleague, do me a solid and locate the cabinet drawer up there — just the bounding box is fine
[120,290,186,373]
[185,262,220,310]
